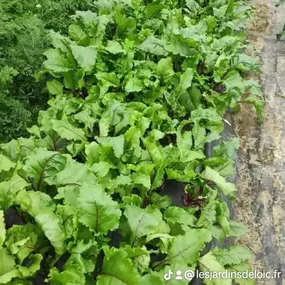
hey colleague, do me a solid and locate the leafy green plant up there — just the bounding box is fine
[0,0,94,142]
[0,0,262,284]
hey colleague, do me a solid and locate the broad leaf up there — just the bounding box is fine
[199,252,232,285]
[97,248,140,285]
[51,120,86,141]
[213,246,252,266]
[78,183,121,234]
[202,167,236,196]
[23,148,67,188]
[138,36,167,56]
[16,190,65,255]
[0,248,16,283]
[168,228,211,265]
[124,206,163,244]
[70,45,97,72]
[0,175,29,211]
[44,49,74,73]
[0,154,15,172]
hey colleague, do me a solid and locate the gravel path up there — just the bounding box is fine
[232,1,285,284]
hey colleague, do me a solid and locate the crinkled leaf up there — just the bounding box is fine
[49,267,85,285]
[227,221,248,237]
[213,246,252,266]
[16,190,65,255]
[0,175,29,211]
[55,161,96,186]
[199,252,231,285]
[23,148,67,188]
[68,24,88,44]
[97,248,140,285]
[125,77,144,93]
[105,40,125,54]
[124,206,163,243]
[44,49,74,73]
[5,223,48,262]
[97,135,125,158]
[164,207,195,226]
[168,228,211,265]
[138,36,167,56]
[0,248,16,282]
[0,154,15,172]
[78,183,121,234]
[228,262,256,285]
[51,119,86,141]
[202,167,236,196]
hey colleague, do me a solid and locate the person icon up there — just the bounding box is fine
[175,270,183,280]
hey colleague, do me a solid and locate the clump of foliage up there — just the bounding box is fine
[0,0,263,284]
[0,0,94,142]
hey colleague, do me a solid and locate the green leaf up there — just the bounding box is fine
[55,161,96,186]
[125,77,144,92]
[138,36,167,56]
[47,80,64,95]
[16,190,66,255]
[140,274,163,285]
[96,72,120,87]
[105,40,125,54]
[124,206,163,243]
[228,262,256,285]
[168,228,211,265]
[117,17,137,38]
[51,119,86,141]
[6,223,48,262]
[90,161,112,177]
[243,96,264,121]
[17,253,43,278]
[0,154,15,172]
[68,24,88,44]
[196,188,217,228]
[0,211,5,247]
[0,248,16,280]
[0,175,29,211]
[191,109,221,122]
[97,135,125,158]
[70,45,97,72]
[179,86,202,113]
[44,49,74,73]
[66,240,98,273]
[202,167,236,196]
[97,248,140,285]
[49,267,85,285]
[213,246,252,266]
[78,183,121,234]
[132,173,151,190]
[227,221,248,237]
[199,252,232,285]
[179,68,194,92]
[164,207,195,226]
[156,58,174,80]
[192,124,206,149]
[165,38,198,58]
[23,148,67,188]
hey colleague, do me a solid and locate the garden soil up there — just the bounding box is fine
[230,0,285,284]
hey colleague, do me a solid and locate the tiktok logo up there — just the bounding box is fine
[164,270,174,280]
